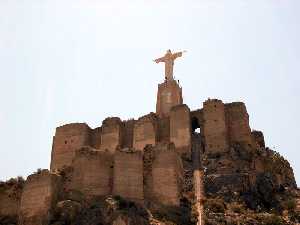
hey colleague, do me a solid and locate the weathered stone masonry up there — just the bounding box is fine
[51,123,91,171]
[47,97,264,207]
[2,52,286,225]
[19,170,61,225]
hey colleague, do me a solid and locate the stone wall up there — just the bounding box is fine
[113,149,144,202]
[0,180,23,218]
[19,170,61,225]
[133,114,157,151]
[91,127,102,149]
[151,143,183,206]
[170,104,191,155]
[0,192,19,217]
[203,99,228,153]
[121,119,135,148]
[225,102,252,146]
[100,117,122,153]
[51,123,91,171]
[70,147,113,197]
[156,80,183,117]
[157,117,170,143]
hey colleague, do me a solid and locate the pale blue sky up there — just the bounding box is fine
[0,0,299,185]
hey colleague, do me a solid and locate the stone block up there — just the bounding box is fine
[100,117,122,153]
[203,99,228,153]
[156,116,170,143]
[156,80,183,117]
[170,104,191,154]
[50,123,91,171]
[225,102,252,146]
[121,119,135,148]
[133,113,157,151]
[91,127,102,149]
[113,149,144,202]
[70,147,113,197]
[151,143,183,206]
[19,170,61,225]
[0,181,22,217]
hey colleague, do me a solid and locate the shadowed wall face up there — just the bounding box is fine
[225,103,252,146]
[133,115,156,151]
[113,150,144,202]
[51,123,91,172]
[100,118,122,153]
[170,104,191,154]
[70,148,113,197]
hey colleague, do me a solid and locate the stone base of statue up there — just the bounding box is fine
[156,79,183,117]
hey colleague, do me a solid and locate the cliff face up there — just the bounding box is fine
[201,140,299,225]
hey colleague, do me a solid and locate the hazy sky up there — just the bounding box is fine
[0,0,299,185]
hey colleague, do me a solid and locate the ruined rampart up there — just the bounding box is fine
[113,149,144,202]
[121,119,135,148]
[70,147,113,197]
[0,179,23,218]
[170,104,191,155]
[100,117,122,153]
[225,102,252,146]
[51,123,91,171]
[133,113,157,151]
[151,143,183,206]
[203,99,228,153]
[19,170,61,225]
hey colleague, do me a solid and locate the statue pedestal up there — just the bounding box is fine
[156,80,183,117]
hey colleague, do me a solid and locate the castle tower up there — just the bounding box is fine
[156,80,183,117]
[154,50,184,117]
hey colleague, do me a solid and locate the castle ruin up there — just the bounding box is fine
[0,50,297,225]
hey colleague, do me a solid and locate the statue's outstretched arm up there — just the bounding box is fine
[172,51,183,59]
[154,57,165,63]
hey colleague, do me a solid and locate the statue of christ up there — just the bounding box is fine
[154,49,185,81]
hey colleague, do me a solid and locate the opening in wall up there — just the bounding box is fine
[191,117,201,133]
